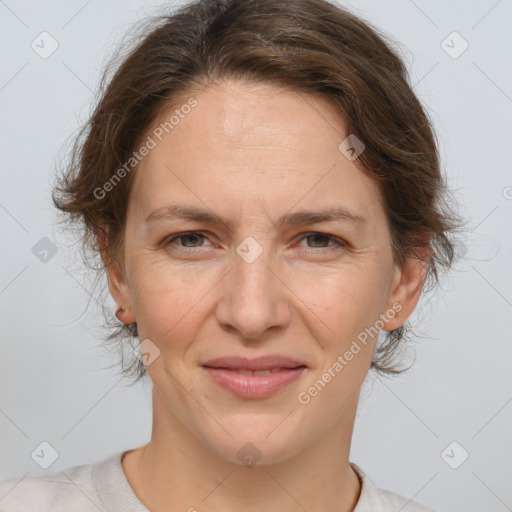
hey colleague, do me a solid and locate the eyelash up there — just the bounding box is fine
[164,231,346,253]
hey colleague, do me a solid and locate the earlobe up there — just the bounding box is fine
[98,230,136,325]
[106,260,136,324]
[382,247,429,331]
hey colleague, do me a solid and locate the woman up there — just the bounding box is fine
[0,0,461,510]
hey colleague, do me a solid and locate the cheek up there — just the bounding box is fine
[297,271,380,408]
[299,262,387,344]
[129,261,213,342]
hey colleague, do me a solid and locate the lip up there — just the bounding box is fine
[202,355,308,399]
[202,355,306,371]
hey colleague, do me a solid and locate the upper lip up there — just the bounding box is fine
[202,355,307,371]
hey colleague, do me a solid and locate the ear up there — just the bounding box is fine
[381,245,429,331]
[98,229,136,325]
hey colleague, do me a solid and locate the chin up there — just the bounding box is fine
[198,412,307,467]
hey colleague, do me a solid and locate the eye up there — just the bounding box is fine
[165,231,212,249]
[163,231,345,253]
[297,232,345,252]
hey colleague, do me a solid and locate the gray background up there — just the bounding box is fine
[0,1,511,511]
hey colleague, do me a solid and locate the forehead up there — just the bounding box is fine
[129,80,385,226]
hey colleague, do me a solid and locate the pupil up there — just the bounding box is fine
[310,234,325,247]
[186,234,201,246]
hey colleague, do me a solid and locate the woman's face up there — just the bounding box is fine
[109,79,424,465]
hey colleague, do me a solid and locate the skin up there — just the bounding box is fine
[104,79,427,512]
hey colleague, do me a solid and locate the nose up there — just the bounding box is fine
[214,240,292,340]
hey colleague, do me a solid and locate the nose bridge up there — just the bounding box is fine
[232,234,276,304]
[216,233,290,337]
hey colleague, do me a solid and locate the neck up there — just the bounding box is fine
[122,389,362,512]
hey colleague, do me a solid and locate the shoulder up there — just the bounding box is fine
[351,462,437,512]
[0,453,117,512]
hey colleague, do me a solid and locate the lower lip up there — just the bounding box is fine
[203,367,307,399]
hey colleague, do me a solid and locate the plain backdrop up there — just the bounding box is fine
[0,1,511,511]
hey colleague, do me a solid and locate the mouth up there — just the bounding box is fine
[201,355,308,399]
[209,367,303,375]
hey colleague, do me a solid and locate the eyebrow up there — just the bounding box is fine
[145,203,367,230]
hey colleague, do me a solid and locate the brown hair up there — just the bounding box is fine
[52,0,464,383]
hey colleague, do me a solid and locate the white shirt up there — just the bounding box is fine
[0,451,436,511]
